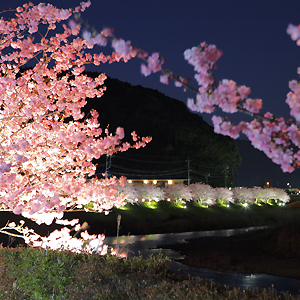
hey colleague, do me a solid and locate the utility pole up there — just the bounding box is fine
[187,157,190,185]
[205,173,210,184]
[105,155,112,179]
[224,163,228,188]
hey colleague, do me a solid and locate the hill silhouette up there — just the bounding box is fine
[83,75,241,187]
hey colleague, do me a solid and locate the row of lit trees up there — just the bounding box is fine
[117,183,290,206]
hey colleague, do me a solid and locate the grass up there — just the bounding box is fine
[63,201,300,237]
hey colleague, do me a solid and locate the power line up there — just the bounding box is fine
[110,164,186,174]
[112,155,187,164]
[106,170,187,178]
[105,153,235,170]
[97,154,233,185]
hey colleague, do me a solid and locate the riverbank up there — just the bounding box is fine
[66,201,300,237]
[159,224,300,281]
[2,247,299,300]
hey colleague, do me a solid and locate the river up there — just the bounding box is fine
[101,226,300,295]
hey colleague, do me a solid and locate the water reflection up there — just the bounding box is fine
[104,226,267,257]
[104,227,300,295]
[167,262,300,295]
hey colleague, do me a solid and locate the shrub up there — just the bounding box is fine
[0,247,82,299]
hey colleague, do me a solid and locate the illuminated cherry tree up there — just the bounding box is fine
[163,184,192,204]
[135,184,164,203]
[215,187,234,205]
[190,182,216,206]
[0,2,151,252]
[232,187,255,205]
[116,182,140,204]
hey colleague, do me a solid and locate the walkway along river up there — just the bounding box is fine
[101,227,300,295]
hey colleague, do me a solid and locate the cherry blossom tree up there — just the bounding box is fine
[135,183,164,203]
[190,182,216,206]
[0,2,151,252]
[270,187,290,204]
[232,187,255,205]
[73,11,300,174]
[251,187,290,205]
[215,187,234,205]
[163,184,192,204]
[251,186,270,204]
[116,182,140,204]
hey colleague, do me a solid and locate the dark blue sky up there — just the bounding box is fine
[3,0,300,125]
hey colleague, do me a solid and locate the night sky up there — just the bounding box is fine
[4,0,300,126]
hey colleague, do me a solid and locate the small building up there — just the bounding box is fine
[126,178,186,187]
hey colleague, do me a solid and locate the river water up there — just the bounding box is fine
[102,227,300,295]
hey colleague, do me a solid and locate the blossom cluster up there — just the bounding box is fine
[2,219,126,257]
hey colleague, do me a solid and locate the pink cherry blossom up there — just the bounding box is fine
[141,64,151,77]
[147,53,162,72]
[287,24,300,41]
[190,182,216,206]
[160,74,169,84]
[94,33,107,47]
[141,64,151,76]
[112,39,133,60]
